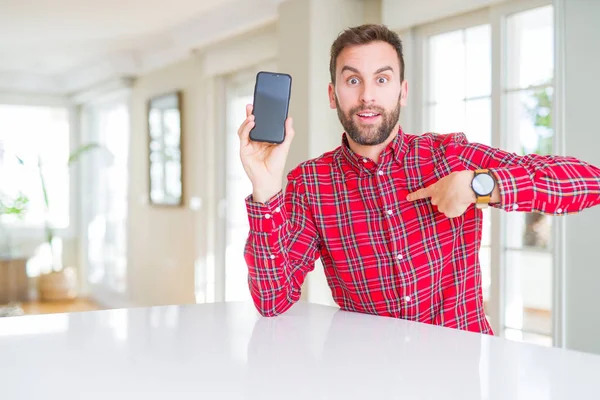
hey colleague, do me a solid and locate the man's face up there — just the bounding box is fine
[329,41,408,146]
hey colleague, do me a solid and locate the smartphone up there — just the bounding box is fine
[249,71,292,144]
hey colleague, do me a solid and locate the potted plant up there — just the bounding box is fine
[21,143,106,301]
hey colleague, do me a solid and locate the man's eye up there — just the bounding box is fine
[378,77,388,84]
[348,77,360,85]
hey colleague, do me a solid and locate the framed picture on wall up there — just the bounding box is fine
[147,91,184,207]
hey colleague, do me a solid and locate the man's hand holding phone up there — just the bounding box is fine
[238,104,295,203]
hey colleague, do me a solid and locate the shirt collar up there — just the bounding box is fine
[340,126,407,175]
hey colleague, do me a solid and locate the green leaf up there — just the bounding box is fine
[67,143,104,166]
[0,192,29,218]
[38,155,50,210]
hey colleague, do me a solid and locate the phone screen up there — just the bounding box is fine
[250,72,292,144]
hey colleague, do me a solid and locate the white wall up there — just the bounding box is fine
[558,0,600,354]
[127,56,204,307]
[125,24,278,307]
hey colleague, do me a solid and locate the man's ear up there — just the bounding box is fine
[400,80,409,107]
[328,83,337,109]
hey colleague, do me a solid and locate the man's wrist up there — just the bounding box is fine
[252,187,282,204]
[470,169,500,206]
[466,171,477,203]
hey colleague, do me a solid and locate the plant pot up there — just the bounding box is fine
[38,267,78,302]
[0,257,30,304]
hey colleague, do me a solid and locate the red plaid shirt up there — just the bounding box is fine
[244,128,600,334]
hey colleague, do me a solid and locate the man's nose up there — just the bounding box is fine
[359,81,376,104]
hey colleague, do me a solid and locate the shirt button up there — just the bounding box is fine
[557,208,563,214]
[378,170,384,176]
[362,158,368,163]
[274,207,281,213]
[512,204,519,211]
[397,253,404,260]
[404,296,411,302]
[387,209,393,215]
[265,214,271,219]
[269,255,276,260]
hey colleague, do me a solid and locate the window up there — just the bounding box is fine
[426,24,492,146]
[419,1,554,346]
[0,105,70,229]
[81,98,130,294]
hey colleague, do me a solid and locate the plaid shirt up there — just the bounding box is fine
[244,128,600,334]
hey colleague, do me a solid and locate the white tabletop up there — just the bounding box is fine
[0,301,599,399]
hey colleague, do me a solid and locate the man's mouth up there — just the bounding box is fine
[356,111,381,122]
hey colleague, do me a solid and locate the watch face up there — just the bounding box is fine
[472,173,495,196]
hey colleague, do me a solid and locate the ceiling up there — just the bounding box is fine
[0,0,279,94]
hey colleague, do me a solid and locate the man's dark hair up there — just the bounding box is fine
[329,24,405,85]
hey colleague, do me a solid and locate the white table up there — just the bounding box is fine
[0,301,599,399]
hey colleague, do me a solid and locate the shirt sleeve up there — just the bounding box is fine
[447,132,600,215]
[244,171,321,316]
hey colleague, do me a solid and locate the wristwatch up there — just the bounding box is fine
[471,169,496,209]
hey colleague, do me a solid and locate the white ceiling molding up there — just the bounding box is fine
[137,0,279,75]
[0,71,63,95]
[0,91,68,107]
[0,0,282,97]
[202,25,278,77]
[58,54,139,95]
[136,46,192,76]
[382,0,506,30]
[69,77,135,105]
[171,0,278,52]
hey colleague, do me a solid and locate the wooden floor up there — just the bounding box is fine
[19,298,103,315]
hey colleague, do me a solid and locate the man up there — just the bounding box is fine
[237,24,600,334]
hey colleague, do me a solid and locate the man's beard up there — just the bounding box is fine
[335,95,401,146]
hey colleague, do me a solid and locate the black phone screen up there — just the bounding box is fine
[250,71,292,144]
